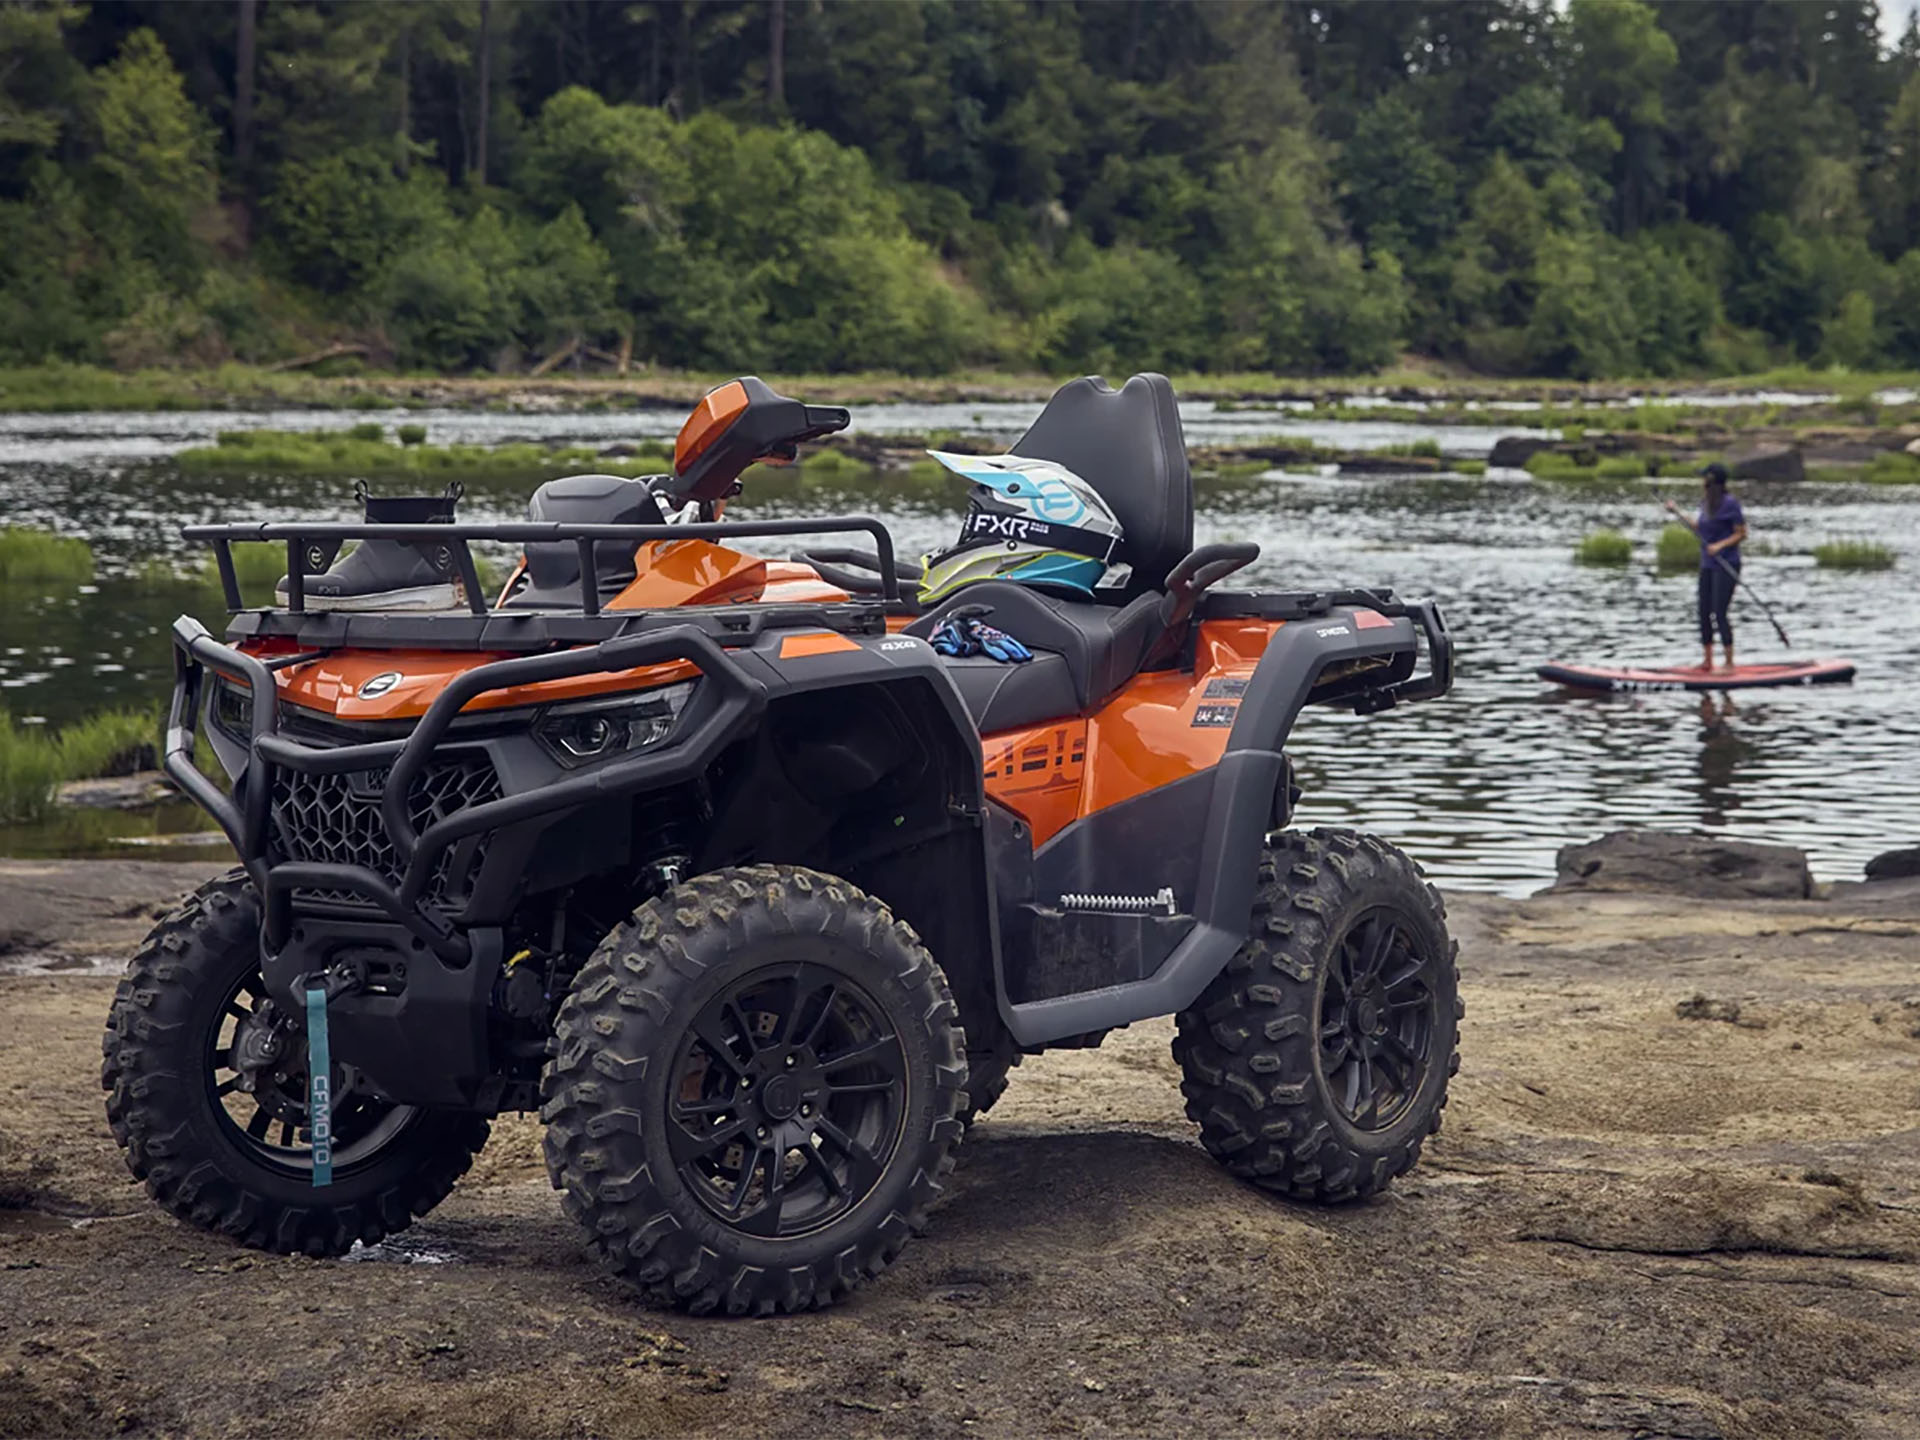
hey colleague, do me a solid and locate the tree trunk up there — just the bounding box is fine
[397,27,411,176]
[672,0,696,116]
[475,0,492,187]
[768,0,786,115]
[234,0,257,178]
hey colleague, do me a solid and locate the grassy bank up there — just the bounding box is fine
[177,426,675,479]
[0,708,158,824]
[0,527,95,585]
[7,360,1920,416]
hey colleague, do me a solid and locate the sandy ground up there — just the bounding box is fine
[3,859,1919,1439]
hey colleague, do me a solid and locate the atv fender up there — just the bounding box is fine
[999,601,1449,1047]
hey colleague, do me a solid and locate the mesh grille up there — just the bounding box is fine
[270,754,500,909]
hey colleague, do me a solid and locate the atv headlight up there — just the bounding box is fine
[210,676,254,741]
[534,682,695,767]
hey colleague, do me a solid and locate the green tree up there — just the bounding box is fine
[1563,0,1676,231]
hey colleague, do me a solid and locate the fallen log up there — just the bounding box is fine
[265,342,372,373]
[529,335,581,378]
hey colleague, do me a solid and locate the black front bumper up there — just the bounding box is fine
[165,615,768,965]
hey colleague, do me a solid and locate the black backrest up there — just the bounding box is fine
[520,474,663,599]
[1008,373,1192,597]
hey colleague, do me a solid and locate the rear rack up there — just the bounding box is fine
[184,513,903,617]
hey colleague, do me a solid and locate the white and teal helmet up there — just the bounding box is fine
[918,451,1125,604]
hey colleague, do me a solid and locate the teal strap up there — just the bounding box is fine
[305,983,334,1188]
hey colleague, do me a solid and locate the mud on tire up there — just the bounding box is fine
[1173,828,1462,1202]
[541,864,968,1315]
[101,870,490,1257]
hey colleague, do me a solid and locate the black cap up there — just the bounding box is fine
[1700,462,1729,485]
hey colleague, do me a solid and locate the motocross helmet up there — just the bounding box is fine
[918,451,1125,604]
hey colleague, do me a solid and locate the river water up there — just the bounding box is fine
[1,401,1913,893]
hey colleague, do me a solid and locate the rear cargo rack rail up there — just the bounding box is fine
[183,514,903,617]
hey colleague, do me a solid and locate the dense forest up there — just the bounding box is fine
[4,0,1920,379]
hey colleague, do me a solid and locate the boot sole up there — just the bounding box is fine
[271,584,463,613]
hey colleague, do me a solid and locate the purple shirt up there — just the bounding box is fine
[1698,494,1744,570]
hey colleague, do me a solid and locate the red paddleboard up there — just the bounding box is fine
[1538,659,1857,693]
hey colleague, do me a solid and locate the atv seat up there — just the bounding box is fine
[907,372,1194,732]
[505,474,665,609]
[1009,373,1192,602]
[906,582,1163,733]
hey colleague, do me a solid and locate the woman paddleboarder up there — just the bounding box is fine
[1666,463,1747,672]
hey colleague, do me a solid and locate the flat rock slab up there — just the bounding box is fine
[54,771,174,811]
[1727,441,1806,483]
[1489,434,1552,468]
[0,859,230,973]
[1551,828,1812,899]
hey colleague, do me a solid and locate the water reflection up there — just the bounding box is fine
[1694,693,1762,827]
[1,415,1916,892]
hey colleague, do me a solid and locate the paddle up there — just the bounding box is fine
[1653,488,1792,648]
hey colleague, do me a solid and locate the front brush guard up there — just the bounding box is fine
[165,616,768,964]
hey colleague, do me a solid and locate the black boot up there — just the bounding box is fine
[276,482,466,612]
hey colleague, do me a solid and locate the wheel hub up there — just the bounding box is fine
[758,1068,805,1121]
[1353,993,1383,1037]
[230,1002,289,1095]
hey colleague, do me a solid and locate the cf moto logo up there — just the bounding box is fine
[358,671,402,698]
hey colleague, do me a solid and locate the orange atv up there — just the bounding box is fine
[105,373,1457,1314]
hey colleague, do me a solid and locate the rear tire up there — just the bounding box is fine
[101,870,490,1256]
[541,865,967,1315]
[1173,829,1461,1203]
[960,1038,1022,1126]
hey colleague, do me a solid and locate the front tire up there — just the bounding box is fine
[101,870,490,1256]
[541,865,967,1315]
[1173,829,1461,1203]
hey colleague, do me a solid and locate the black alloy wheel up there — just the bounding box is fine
[1317,909,1440,1132]
[666,962,908,1238]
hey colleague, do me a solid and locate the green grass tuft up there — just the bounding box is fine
[1524,451,1600,482]
[0,706,160,823]
[0,527,95,586]
[1453,458,1487,476]
[1813,539,1896,570]
[1596,455,1648,480]
[347,421,385,442]
[397,423,428,445]
[1575,529,1633,565]
[0,715,65,823]
[1656,523,1700,571]
[1864,450,1920,485]
[798,447,874,480]
[200,541,290,604]
[54,709,159,780]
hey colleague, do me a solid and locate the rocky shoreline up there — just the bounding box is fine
[3,840,1917,1437]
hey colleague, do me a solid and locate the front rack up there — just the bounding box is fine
[184,513,903,618]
